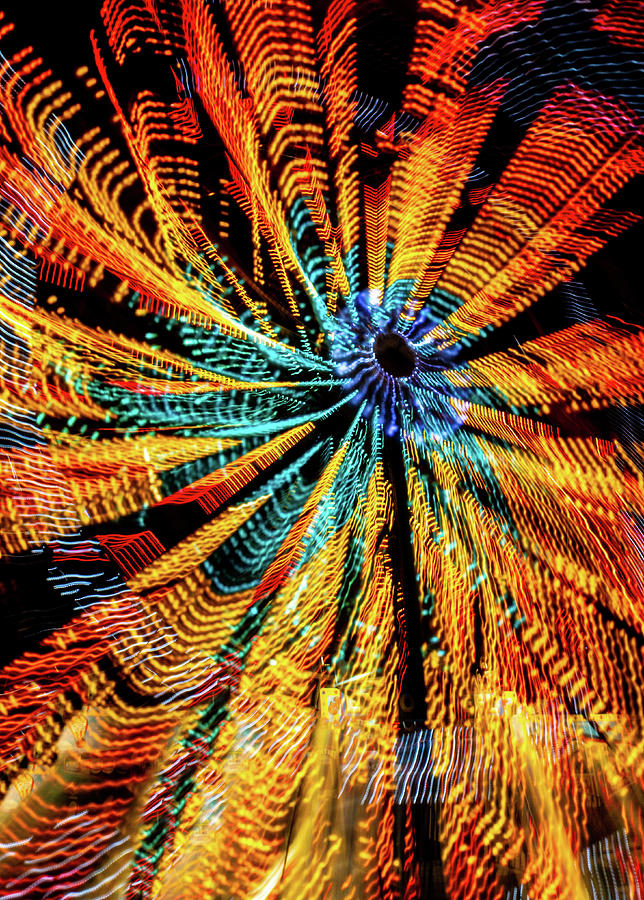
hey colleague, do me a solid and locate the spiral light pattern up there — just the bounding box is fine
[0,1,643,898]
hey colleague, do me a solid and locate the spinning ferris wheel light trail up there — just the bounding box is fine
[0,0,643,898]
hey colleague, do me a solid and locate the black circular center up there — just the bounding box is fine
[373,331,416,377]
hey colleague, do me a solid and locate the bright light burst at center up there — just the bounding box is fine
[331,289,465,437]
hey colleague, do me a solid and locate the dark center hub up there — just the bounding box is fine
[373,331,416,377]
